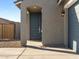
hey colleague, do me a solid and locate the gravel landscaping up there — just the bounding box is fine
[0,40,21,48]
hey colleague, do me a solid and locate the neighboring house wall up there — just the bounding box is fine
[68,0,79,53]
[21,0,64,46]
[0,18,20,40]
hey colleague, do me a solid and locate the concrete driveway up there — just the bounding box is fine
[0,40,79,59]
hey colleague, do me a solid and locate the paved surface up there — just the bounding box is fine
[0,40,79,59]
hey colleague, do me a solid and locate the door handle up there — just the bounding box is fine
[39,27,42,33]
[39,27,40,32]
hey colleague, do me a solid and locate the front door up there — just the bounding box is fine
[30,12,42,40]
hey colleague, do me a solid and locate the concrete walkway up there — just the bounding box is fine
[0,40,79,59]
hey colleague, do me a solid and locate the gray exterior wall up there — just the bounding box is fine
[21,0,64,46]
[68,1,79,53]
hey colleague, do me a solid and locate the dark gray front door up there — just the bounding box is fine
[30,12,42,40]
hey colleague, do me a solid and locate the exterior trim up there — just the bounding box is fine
[16,1,22,5]
[57,0,63,5]
[64,0,78,9]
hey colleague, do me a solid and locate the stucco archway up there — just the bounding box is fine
[26,5,42,43]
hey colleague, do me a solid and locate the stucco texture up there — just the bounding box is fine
[21,0,64,46]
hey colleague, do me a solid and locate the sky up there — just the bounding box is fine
[0,0,20,22]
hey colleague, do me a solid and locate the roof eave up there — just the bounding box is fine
[57,0,63,5]
[64,0,78,9]
[15,1,22,8]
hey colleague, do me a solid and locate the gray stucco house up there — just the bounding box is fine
[15,0,79,54]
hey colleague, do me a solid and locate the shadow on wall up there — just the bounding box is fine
[68,0,79,53]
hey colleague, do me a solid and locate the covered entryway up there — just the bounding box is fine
[30,12,42,40]
[27,5,42,41]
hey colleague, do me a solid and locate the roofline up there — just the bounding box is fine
[15,1,22,5]
[14,0,22,8]
[64,0,78,9]
[57,0,63,5]
[0,18,19,23]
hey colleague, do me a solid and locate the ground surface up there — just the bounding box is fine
[0,40,21,48]
[0,40,79,59]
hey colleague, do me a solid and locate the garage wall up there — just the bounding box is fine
[68,1,79,53]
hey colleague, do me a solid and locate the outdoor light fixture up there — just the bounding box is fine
[27,11,29,15]
[57,0,65,16]
[61,10,65,16]
[57,0,62,5]
[33,6,37,9]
